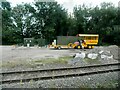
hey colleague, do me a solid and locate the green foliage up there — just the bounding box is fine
[73,2,119,45]
[1,1,120,46]
[105,26,120,45]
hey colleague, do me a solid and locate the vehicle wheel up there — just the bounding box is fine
[87,45,91,49]
[92,46,94,48]
[76,45,82,49]
[68,43,73,48]
[74,46,77,49]
[58,46,61,49]
[77,46,80,49]
[89,46,92,49]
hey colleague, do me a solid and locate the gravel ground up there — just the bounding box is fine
[2,45,118,61]
[3,65,118,81]
[2,71,119,88]
[1,45,120,88]
[1,46,75,61]
[1,45,119,74]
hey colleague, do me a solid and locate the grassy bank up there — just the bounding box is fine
[1,56,73,69]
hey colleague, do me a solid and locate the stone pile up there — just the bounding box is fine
[73,50,113,60]
[68,45,119,65]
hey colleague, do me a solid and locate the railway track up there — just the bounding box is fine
[1,63,120,84]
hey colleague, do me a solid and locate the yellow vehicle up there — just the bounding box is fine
[51,34,99,49]
[76,34,99,49]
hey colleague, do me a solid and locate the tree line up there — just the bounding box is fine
[1,1,120,45]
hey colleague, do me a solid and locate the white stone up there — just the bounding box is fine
[108,55,113,59]
[101,55,113,60]
[88,78,91,80]
[101,55,107,59]
[87,53,98,59]
[106,51,110,53]
[75,52,86,59]
[99,50,104,54]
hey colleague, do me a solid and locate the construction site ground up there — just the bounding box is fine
[1,45,120,88]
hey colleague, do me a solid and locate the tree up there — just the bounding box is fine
[2,1,16,44]
[12,3,35,43]
[73,2,119,45]
[1,1,120,46]
[34,1,68,43]
[73,4,91,34]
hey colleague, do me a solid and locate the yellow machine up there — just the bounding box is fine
[51,34,99,49]
[76,34,99,49]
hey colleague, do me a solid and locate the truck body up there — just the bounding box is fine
[51,34,99,49]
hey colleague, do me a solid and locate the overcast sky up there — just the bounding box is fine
[7,0,120,13]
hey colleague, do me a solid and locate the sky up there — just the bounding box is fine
[7,0,120,13]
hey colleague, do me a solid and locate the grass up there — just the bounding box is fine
[1,60,34,68]
[1,56,73,68]
[33,56,73,64]
[1,56,102,69]
[84,58,101,64]
[1,56,104,69]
